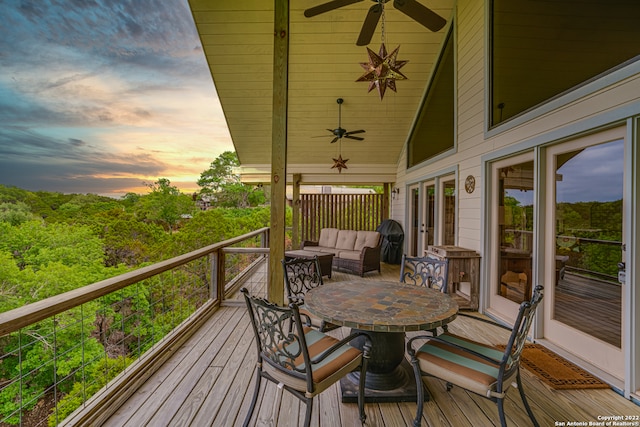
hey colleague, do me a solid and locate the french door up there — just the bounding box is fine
[543,126,625,381]
[488,152,535,320]
[407,176,455,256]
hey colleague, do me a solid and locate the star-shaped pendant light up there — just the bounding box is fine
[355,0,408,100]
[356,43,408,99]
[332,154,349,173]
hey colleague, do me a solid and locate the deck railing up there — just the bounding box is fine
[0,227,270,427]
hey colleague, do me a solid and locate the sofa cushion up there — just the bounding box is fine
[354,231,380,251]
[314,247,340,256]
[337,250,360,260]
[318,228,339,248]
[335,230,357,250]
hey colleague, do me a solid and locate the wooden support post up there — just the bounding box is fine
[269,0,289,305]
[292,173,301,249]
[383,183,391,220]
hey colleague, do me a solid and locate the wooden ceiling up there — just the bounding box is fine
[188,0,454,184]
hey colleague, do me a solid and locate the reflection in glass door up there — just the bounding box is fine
[422,183,435,252]
[498,161,534,304]
[488,152,534,321]
[442,179,456,245]
[545,127,624,381]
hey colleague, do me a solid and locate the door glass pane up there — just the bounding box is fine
[425,185,435,248]
[554,139,623,348]
[410,187,419,255]
[443,180,456,245]
[498,161,534,304]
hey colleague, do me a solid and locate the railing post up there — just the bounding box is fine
[211,249,225,303]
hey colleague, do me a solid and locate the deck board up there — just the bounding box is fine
[101,263,638,427]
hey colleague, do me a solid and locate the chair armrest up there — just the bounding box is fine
[360,245,381,261]
[301,240,318,249]
[455,312,513,332]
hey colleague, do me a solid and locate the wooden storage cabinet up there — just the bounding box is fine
[426,245,480,310]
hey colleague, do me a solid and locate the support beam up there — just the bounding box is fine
[269,0,289,305]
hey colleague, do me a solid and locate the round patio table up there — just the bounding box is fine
[304,279,458,402]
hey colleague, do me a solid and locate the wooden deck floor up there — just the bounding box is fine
[103,264,638,426]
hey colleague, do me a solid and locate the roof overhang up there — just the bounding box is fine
[189,0,454,185]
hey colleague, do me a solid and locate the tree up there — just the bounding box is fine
[136,179,194,233]
[0,201,34,225]
[197,151,266,207]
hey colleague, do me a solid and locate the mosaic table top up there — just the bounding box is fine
[304,280,459,332]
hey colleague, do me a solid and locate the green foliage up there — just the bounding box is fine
[197,151,266,207]
[0,201,34,225]
[134,178,195,233]
[556,200,623,278]
[88,209,168,266]
[50,355,133,426]
[0,183,281,425]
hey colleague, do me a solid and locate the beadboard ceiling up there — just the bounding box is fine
[188,0,454,184]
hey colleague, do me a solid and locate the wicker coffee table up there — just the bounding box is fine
[284,249,334,278]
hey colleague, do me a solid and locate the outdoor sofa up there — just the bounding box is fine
[301,227,382,277]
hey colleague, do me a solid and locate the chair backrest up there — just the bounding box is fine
[282,256,323,304]
[399,254,449,292]
[500,285,544,378]
[241,288,312,386]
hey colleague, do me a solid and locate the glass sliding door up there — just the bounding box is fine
[488,152,535,319]
[544,126,624,381]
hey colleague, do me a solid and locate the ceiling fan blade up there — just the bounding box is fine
[304,0,364,18]
[345,129,365,135]
[345,135,365,141]
[330,136,340,143]
[393,0,446,32]
[356,3,382,46]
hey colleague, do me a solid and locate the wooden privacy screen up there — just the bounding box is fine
[300,193,386,242]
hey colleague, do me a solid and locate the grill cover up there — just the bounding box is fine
[376,219,404,264]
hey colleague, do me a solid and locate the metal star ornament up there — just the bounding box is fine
[356,43,408,100]
[331,154,349,173]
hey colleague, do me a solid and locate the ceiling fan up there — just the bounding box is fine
[304,0,447,46]
[323,98,365,144]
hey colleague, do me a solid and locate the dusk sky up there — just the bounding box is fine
[0,0,234,198]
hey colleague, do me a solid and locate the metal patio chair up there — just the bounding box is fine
[241,288,372,427]
[406,285,544,427]
[399,254,449,292]
[282,256,339,332]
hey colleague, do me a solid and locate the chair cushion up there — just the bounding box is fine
[416,333,515,397]
[318,228,339,248]
[335,230,357,250]
[285,327,361,383]
[354,231,380,251]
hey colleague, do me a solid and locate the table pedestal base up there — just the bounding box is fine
[340,359,428,403]
[343,330,429,403]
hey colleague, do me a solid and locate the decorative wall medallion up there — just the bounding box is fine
[465,175,475,193]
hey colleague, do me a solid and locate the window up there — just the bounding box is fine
[407,27,455,168]
[490,0,640,126]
